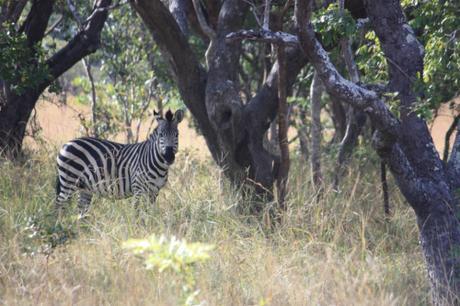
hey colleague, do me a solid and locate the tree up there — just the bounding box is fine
[294,0,460,303]
[0,0,112,158]
[98,5,177,143]
[131,0,308,208]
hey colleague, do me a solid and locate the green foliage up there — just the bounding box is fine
[355,31,389,84]
[20,209,78,256]
[124,234,214,305]
[72,6,182,142]
[0,22,50,94]
[312,4,357,48]
[406,0,460,108]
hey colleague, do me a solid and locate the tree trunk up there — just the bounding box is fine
[276,44,289,209]
[332,107,366,190]
[297,107,310,161]
[329,96,347,143]
[83,58,98,138]
[295,0,460,302]
[132,0,308,204]
[0,0,112,158]
[0,91,41,158]
[310,71,323,192]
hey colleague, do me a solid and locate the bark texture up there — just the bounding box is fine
[132,0,308,204]
[296,0,460,303]
[0,0,112,158]
[310,72,323,192]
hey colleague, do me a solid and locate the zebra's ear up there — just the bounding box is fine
[174,109,184,123]
[153,110,162,121]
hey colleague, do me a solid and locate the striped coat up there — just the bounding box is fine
[55,109,184,216]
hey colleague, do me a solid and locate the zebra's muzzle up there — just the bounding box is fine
[163,147,176,164]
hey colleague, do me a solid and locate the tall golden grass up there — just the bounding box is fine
[0,148,429,305]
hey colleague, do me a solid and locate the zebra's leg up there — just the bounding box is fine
[55,177,75,218]
[55,192,72,218]
[78,191,93,217]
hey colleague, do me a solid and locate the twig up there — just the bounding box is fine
[82,0,129,25]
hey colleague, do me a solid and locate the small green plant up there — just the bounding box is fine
[123,234,214,305]
[20,209,78,256]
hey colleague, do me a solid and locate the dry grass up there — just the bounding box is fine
[24,97,210,158]
[24,96,460,166]
[0,148,429,305]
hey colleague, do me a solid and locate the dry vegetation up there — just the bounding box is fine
[3,98,456,305]
[0,147,429,305]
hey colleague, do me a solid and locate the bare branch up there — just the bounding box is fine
[46,0,113,82]
[83,0,129,25]
[192,0,217,39]
[444,114,460,162]
[263,0,271,30]
[226,29,299,46]
[44,15,64,36]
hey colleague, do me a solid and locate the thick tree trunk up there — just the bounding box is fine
[0,0,112,158]
[132,0,308,202]
[295,0,460,302]
[0,91,41,158]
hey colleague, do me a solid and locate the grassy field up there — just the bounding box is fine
[0,146,429,305]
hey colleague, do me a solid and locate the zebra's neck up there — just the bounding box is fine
[144,133,169,171]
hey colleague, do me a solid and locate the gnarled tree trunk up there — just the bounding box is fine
[296,0,460,303]
[132,0,308,205]
[0,0,112,158]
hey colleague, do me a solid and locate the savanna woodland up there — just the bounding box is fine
[1,0,459,304]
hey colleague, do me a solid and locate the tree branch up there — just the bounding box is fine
[168,0,190,35]
[294,0,399,138]
[448,118,460,188]
[444,114,460,163]
[20,0,54,48]
[192,0,216,40]
[131,0,221,161]
[226,29,299,46]
[46,0,112,82]
[44,15,64,36]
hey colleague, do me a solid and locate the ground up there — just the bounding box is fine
[1,97,457,305]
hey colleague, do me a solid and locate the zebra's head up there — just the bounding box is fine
[152,109,184,165]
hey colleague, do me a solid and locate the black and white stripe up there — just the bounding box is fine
[55,109,184,215]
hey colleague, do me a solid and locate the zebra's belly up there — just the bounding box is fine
[82,177,134,199]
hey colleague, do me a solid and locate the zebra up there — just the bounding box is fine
[54,109,184,216]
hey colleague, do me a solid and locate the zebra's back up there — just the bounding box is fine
[56,137,136,198]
